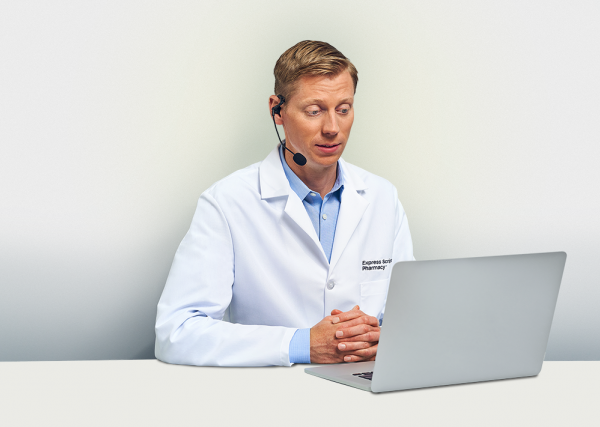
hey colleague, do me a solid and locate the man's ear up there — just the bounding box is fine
[268,95,284,125]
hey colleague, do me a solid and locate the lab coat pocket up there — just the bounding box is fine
[359,279,390,318]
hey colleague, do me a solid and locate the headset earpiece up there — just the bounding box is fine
[271,94,285,117]
[270,94,306,166]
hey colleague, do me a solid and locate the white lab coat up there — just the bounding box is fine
[155,145,414,367]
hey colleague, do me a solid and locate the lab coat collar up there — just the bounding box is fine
[338,158,367,192]
[259,145,368,198]
[259,145,370,270]
[279,143,346,202]
[259,145,290,199]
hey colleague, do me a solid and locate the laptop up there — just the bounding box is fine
[305,252,567,393]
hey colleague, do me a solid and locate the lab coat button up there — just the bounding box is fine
[327,281,335,290]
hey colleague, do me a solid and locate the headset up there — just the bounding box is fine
[271,95,307,166]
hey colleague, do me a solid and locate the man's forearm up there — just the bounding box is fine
[155,312,297,367]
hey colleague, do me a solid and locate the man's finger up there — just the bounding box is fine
[335,323,380,339]
[349,344,378,358]
[331,307,367,324]
[330,305,360,317]
[342,344,378,362]
[337,341,373,352]
[335,314,379,329]
[344,354,377,362]
[336,328,380,343]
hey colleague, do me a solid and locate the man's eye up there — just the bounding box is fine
[307,110,320,115]
[339,108,349,114]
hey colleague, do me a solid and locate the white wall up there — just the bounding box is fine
[1,1,598,360]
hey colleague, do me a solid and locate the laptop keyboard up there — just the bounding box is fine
[353,371,373,380]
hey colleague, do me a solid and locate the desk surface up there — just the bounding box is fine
[0,360,598,426]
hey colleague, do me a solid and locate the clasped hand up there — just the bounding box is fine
[310,305,380,364]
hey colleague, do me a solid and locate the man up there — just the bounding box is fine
[155,40,414,366]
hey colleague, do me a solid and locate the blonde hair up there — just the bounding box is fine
[274,40,358,103]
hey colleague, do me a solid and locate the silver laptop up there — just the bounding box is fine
[305,252,566,393]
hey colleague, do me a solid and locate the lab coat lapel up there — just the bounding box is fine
[260,145,326,262]
[283,192,325,259]
[329,161,369,274]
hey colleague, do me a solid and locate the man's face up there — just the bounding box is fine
[276,71,355,171]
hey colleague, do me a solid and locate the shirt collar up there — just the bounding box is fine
[278,144,345,200]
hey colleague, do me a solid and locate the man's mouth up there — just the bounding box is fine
[316,143,340,148]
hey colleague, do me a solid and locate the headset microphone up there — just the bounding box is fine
[271,95,307,166]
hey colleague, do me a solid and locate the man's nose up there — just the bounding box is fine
[322,111,339,136]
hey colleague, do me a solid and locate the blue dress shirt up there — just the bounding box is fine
[279,145,345,364]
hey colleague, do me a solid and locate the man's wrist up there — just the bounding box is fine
[289,328,311,364]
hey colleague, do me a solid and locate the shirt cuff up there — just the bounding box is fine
[289,328,311,364]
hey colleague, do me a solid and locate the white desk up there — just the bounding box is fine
[0,360,598,426]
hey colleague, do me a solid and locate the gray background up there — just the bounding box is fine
[1,0,598,361]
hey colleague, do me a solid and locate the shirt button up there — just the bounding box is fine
[310,192,317,197]
[327,281,335,290]
[322,214,327,220]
